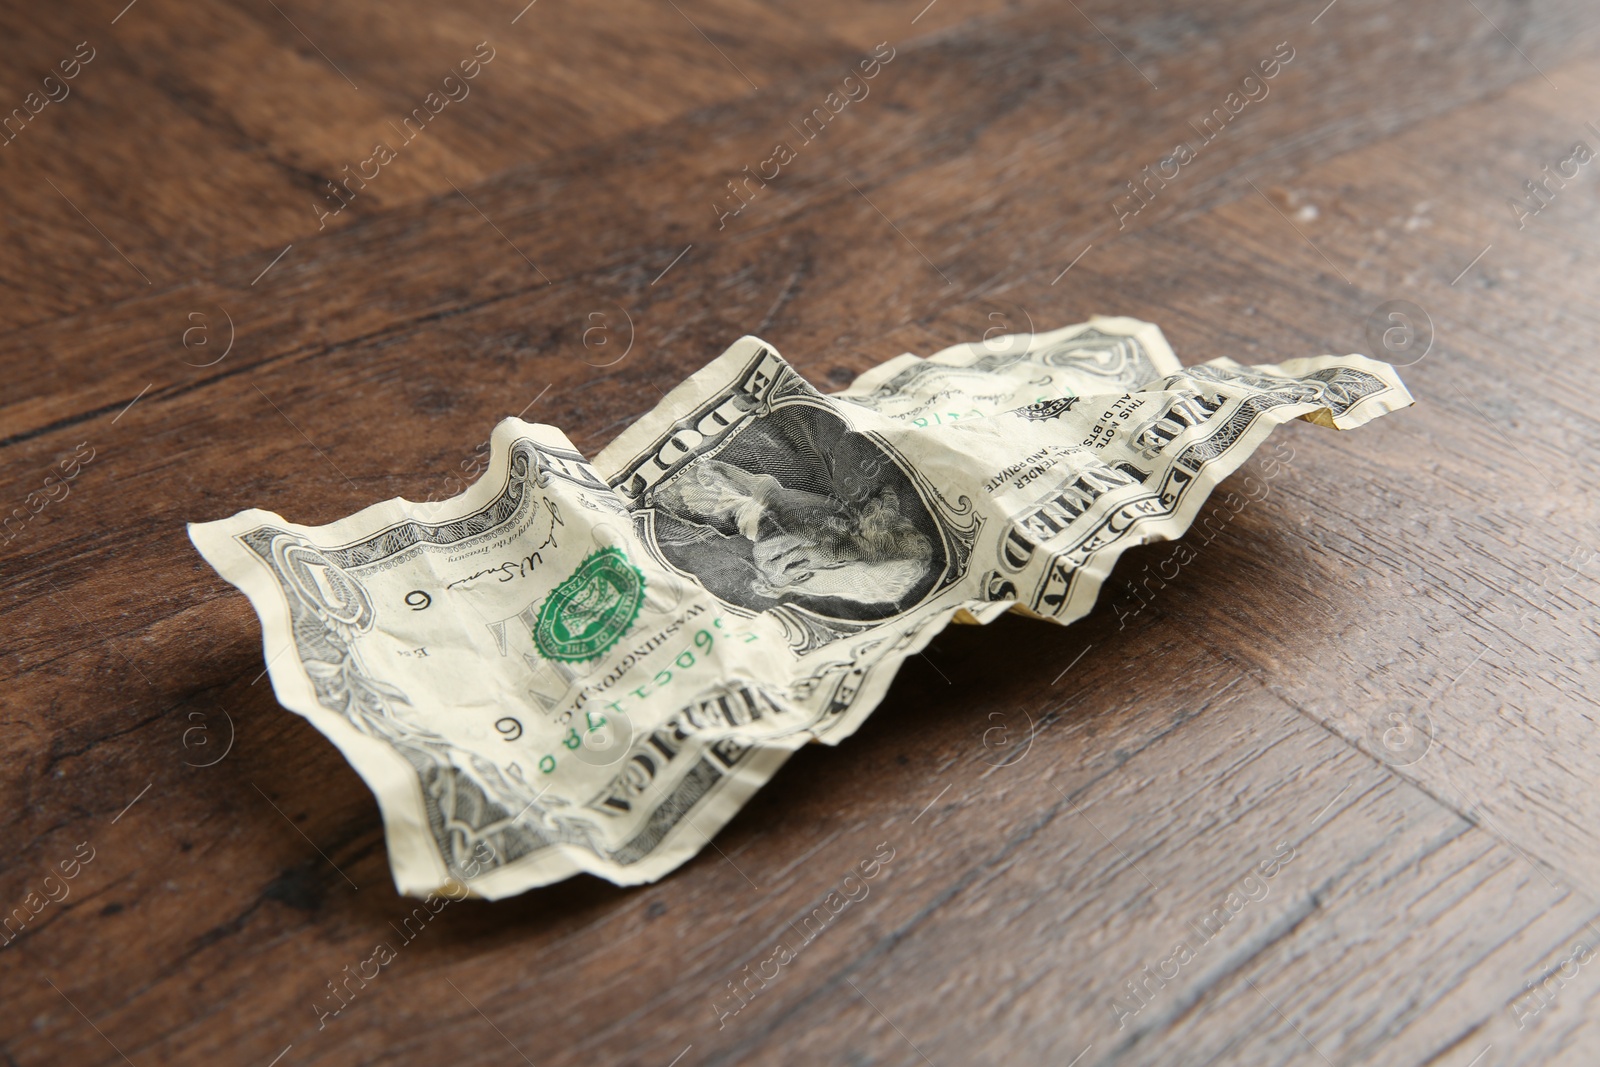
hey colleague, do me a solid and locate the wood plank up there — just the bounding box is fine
[0,0,864,329]
[5,0,1596,438]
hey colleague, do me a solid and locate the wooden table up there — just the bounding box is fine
[5,1,1600,1063]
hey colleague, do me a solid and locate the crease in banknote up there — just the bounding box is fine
[188,316,1412,898]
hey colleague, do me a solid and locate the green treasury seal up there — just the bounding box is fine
[533,547,647,662]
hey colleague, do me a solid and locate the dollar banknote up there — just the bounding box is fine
[189,318,1411,898]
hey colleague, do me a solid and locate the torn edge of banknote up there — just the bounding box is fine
[189,318,1412,898]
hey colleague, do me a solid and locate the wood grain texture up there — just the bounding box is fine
[4,0,1600,1064]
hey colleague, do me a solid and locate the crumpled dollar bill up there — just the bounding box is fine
[190,317,1411,898]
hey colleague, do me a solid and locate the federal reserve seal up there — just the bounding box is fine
[1016,396,1078,421]
[533,547,646,662]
